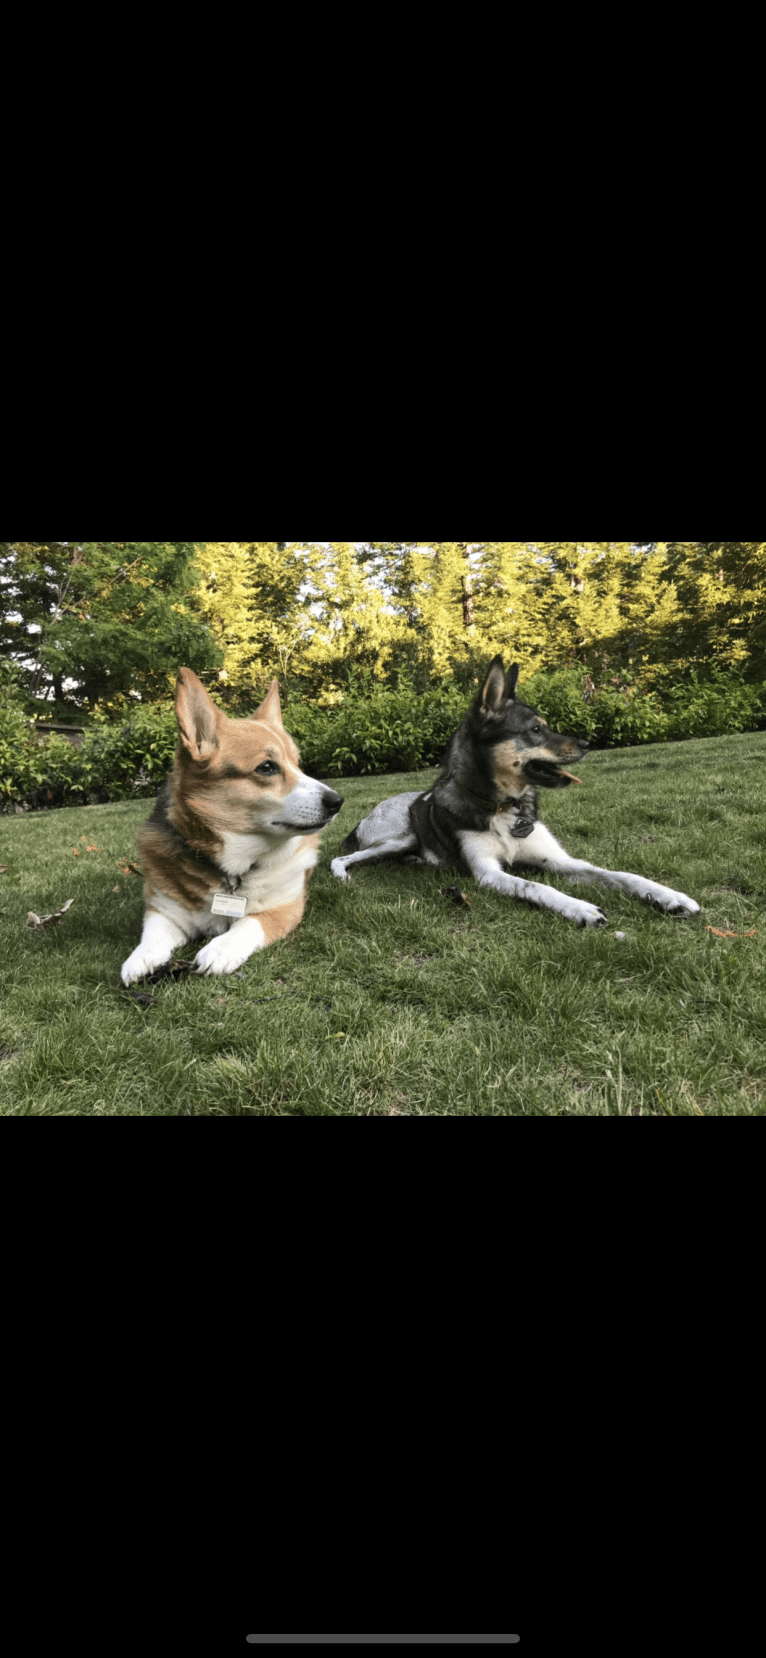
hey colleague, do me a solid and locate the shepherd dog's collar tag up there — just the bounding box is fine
[510,816,535,839]
[211,892,248,918]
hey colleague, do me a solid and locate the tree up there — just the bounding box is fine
[663,542,766,678]
[297,542,412,696]
[195,542,320,705]
[0,542,222,710]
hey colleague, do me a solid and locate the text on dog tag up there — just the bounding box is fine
[211,892,248,918]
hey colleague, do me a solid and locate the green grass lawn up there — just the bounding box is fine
[2,729,766,1116]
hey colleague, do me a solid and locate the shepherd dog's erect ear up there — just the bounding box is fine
[175,668,221,764]
[505,663,520,701]
[251,679,284,730]
[476,655,507,717]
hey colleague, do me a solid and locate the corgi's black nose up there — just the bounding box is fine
[322,788,344,812]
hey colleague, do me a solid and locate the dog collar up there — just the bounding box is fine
[196,852,262,895]
[454,782,520,814]
[218,867,243,893]
[192,848,249,894]
[164,816,256,893]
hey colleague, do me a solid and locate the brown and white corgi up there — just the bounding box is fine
[120,669,343,983]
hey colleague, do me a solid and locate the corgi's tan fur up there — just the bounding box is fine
[120,670,343,982]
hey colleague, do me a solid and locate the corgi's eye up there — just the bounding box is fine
[255,761,279,776]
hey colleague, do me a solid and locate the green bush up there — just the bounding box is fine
[0,700,179,811]
[519,664,765,749]
[0,697,40,806]
[287,681,468,776]
[663,670,764,740]
[2,665,764,811]
[71,705,179,803]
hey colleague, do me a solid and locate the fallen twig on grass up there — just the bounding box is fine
[144,957,198,983]
[27,898,75,930]
[441,885,472,906]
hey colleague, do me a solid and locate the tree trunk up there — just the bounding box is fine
[459,544,474,629]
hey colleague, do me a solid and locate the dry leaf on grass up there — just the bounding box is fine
[705,926,757,939]
[27,898,75,930]
[0,866,7,874]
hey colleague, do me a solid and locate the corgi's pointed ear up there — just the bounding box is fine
[175,668,221,764]
[505,663,520,701]
[252,678,284,729]
[478,655,507,715]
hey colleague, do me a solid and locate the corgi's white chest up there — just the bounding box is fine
[220,834,319,914]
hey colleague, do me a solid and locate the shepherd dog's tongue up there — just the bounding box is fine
[524,758,583,786]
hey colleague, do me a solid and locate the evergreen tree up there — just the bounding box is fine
[13,541,749,717]
[664,542,766,678]
[299,542,411,695]
[195,541,323,705]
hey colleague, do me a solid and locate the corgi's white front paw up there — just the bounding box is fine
[121,945,167,985]
[121,911,187,985]
[331,858,351,882]
[195,919,266,975]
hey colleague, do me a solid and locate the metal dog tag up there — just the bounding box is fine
[211,892,248,918]
[510,816,535,839]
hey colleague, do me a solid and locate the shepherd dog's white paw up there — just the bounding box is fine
[564,899,609,928]
[653,887,701,915]
[330,859,351,882]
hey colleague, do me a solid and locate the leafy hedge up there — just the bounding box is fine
[0,703,179,812]
[523,664,766,749]
[2,666,765,811]
[285,681,469,777]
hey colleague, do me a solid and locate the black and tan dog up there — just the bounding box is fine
[331,657,700,927]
